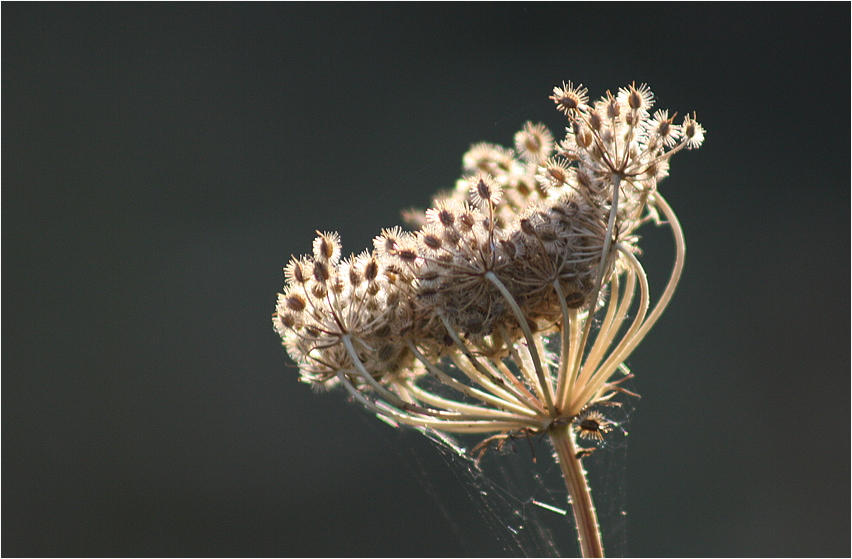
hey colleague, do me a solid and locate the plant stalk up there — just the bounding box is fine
[550,425,604,558]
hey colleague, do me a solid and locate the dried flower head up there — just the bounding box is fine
[274,81,704,558]
[618,82,654,113]
[515,121,555,163]
[550,81,589,116]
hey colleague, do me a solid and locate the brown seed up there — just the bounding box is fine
[313,261,329,282]
[476,178,492,202]
[318,237,334,259]
[364,258,379,282]
[291,259,305,283]
[437,209,455,227]
[419,270,440,282]
[285,294,307,312]
[397,248,418,263]
[349,266,362,286]
[422,233,442,250]
[459,212,475,231]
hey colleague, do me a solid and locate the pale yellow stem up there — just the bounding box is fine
[485,271,556,415]
[570,248,648,413]
[550,425,604,558]
[406,340,539,417]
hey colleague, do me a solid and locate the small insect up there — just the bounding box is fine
[470,427,539,467]
[573,409,614,442]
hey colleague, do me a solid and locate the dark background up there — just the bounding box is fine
[4,3,849,557]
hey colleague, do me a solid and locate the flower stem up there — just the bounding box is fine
[550,425,604,557]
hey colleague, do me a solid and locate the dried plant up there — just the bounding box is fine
[273,81,704,557]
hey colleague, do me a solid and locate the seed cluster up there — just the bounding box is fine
[274,81,703,432]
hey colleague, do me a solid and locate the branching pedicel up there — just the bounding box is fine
[273,82,704,557]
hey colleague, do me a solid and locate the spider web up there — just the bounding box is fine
[370,390,636,558]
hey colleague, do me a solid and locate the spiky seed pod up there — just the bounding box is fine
[572,121,594,149]
[426,203,456,228]
[550,81,589,116]
[515,121,554,164]
[284,257,309,285]
[312,231,341,265]
[468,173,502,209]
[283,293,307,312]
[419,230,443,252]
[618,82,654,113]
[682,113,706,149]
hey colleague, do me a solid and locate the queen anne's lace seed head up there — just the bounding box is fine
[463,142,516,175]
[682,113,706,149]
[644,109,681,148]
[550,81,589,117]
[313,231,340,263]
[274,81,704,558]
[515,121,554,164]
[468,173,502,209]
[275,79,704,445]
[618,82,654,113]
[536,157,574,191]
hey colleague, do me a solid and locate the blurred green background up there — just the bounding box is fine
[4,3,849,556]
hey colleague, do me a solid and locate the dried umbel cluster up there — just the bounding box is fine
[275,81,703,557]
[274,82,703,438]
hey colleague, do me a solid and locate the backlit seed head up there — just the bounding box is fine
[330,275,345,295]
[618,82,654,112]
[347,262,362,286]
[647,109,678,146]
[469,173,502,208]
[440,227,461,247]
[363,256,379,282]
[537,157,573,190]
[576,167,592,188]
[395,248,418,264]
[373,226,407,256]
[418,268,441,284]
[573,121,593,149]
[588,109,603,131]
[515,121,554,163]
[275,79,704,441]
[312,260,330,283]
[603,91,620,119]
[276,311,297,329]
[312,231,341,264]
[420,232,443,251]
[682,113,706,149]
[285,257,308,284]
[458,209,477,232]
[550,81,589,116]
[426,204,456,228]
[463,142,516,175]
[310,282,327,299]
[366,282,381,297]
[285,293,307,312]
